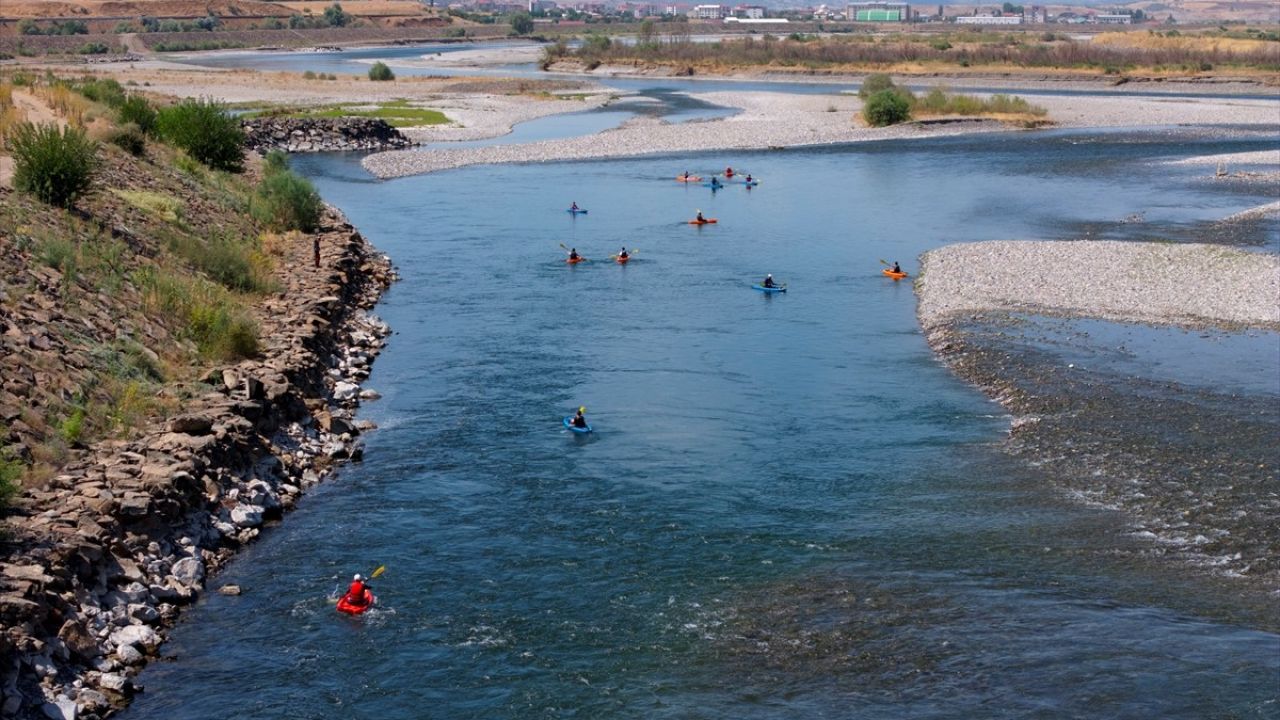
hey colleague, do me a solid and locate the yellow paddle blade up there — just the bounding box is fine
[370,565,386,579]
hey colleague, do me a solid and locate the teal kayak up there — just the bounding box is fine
[564,416,592,433]
[752,284,786,293]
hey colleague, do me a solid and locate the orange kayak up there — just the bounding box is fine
[676,176,702,182]
[688,218,718,225]
[616,255,630,264]
[882,269,908,279]
[567,257,585,264]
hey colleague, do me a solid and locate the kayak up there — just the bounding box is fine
[743,180,759,187]
[563,416,592,433]
[616,255,630,264]
[567,208,588,215]
[336,590,376,615]
[704,183,724,189]
[566,257,585,264]
[752,284,787,293]
[688,218,718,225]
[725,171,735,178]
[882,269,908,280]
[676,176,702,182]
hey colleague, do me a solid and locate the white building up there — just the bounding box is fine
[954,14,1023,24]
[1094,13,1132,23]
[690,4,726,18]
[734,4,766,18]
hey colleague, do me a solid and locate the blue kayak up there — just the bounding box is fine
[743,181,759,187]
[567,208,588,215]
[703,183,723,190]
[752,284,786,293]
[563,416,592,433]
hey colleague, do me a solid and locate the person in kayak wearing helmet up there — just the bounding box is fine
[695,209,705,222]
[568,248,580,261]
[891,261,901,274]
[342,573,373,610]
[618,247,629,261]
[762,274,777,289]
[572,407,588,429]
[570,201,579,211]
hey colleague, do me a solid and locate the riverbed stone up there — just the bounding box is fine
[169,557,204,587]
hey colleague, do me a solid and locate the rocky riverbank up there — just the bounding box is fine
[0,210,395,720]
[241,117,415,155]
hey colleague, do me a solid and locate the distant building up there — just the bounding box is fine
[954,14,1023,24]
[723,16,790,23]
[846,1,909,22]
[734,4,766,18]
[1094,13,1132,23]
[529,0,557,10]
[690,3,726,18]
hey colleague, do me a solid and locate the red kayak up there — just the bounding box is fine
[566,256,585,264]
[688,218,718,225]
[616,255,630,264]
[336,589,376,615]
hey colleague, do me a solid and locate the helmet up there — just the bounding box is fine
[579,406,586,413]
[353,574,363,581]
[767,274,772,278]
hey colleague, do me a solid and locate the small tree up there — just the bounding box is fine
[8,122,99,207]
[156,98,245,171]
[368,61,395,81]
[324,3,352,27]
[510,13,534,35]
[862,89,912,127]
[117,95,158,136]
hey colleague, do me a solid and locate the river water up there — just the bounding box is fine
[119,71,1279,718]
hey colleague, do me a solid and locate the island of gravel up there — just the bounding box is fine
[916,240,1280,591]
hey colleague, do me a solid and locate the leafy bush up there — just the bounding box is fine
[76,78,127,107]
[77,43,111,55]
[7,122,99,207]
[263,149,290,173]
[862,89,911,126]
[165,231,272,292]
[324,3,352,27]
[510,13,534,35]
[858,73,896,99]
[0,439,21,506]
[156,98,244,171]
[368,61,395,81]
[252,168,324,233]
[133,266,260,360]
[303,70,317,79]
[117,94,158,135]
[108,122,147,155]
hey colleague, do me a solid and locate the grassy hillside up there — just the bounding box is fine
[0,73,315,497]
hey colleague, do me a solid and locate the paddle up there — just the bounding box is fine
[559,243,587,262]
[329,565,385,603]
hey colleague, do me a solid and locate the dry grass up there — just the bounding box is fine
[1092,31,1278,54]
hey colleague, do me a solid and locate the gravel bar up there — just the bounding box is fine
[916,240,1280,331]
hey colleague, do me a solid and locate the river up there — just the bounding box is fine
[118,71,1280,718]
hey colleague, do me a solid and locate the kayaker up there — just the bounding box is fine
[568,248,580,261]
[572,407,588,428]
[745,174,753,183]
[341,573,372,609]
[682,171,691,180]
[892,261,901,274]
[725,166,734,176]
[570,201,579,211]
[696,210,705,222]
[619,247,629,260]
[763,274,776,289]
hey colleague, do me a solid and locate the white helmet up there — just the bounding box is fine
[353,574,363,581]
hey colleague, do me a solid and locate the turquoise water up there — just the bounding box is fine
[120,132,1280,718]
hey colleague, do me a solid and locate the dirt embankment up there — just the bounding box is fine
[0,93,395,718]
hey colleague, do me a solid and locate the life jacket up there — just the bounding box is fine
[573,414,587,428]
[345,581,369,606]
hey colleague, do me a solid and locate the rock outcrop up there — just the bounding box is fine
[241,117,415,154]
[0,210,396,719]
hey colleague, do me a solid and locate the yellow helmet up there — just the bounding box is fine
[579,406,586,413]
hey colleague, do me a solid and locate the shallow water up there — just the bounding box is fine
[120,132,1279,719]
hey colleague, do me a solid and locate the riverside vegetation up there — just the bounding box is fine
[545,28,1280,78]
[857,73,1047,126]
[0,74,324,500]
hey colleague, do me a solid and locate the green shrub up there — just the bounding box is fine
[117,94,158,135]
[303,70,317,80]
[510,13,534,35]
[132,266,261,360]
[863,89,912,126]
[8,122,99,207]
[252,169,324,233]
[368,61,395,81]
[165,231,273,293]
[75,77,127,107]
[60,408,86,444]
[156,98,244,171]
[0,438,21,506]
[108,122,147,155]
[263,149,290,173]
[858,73,897,99]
